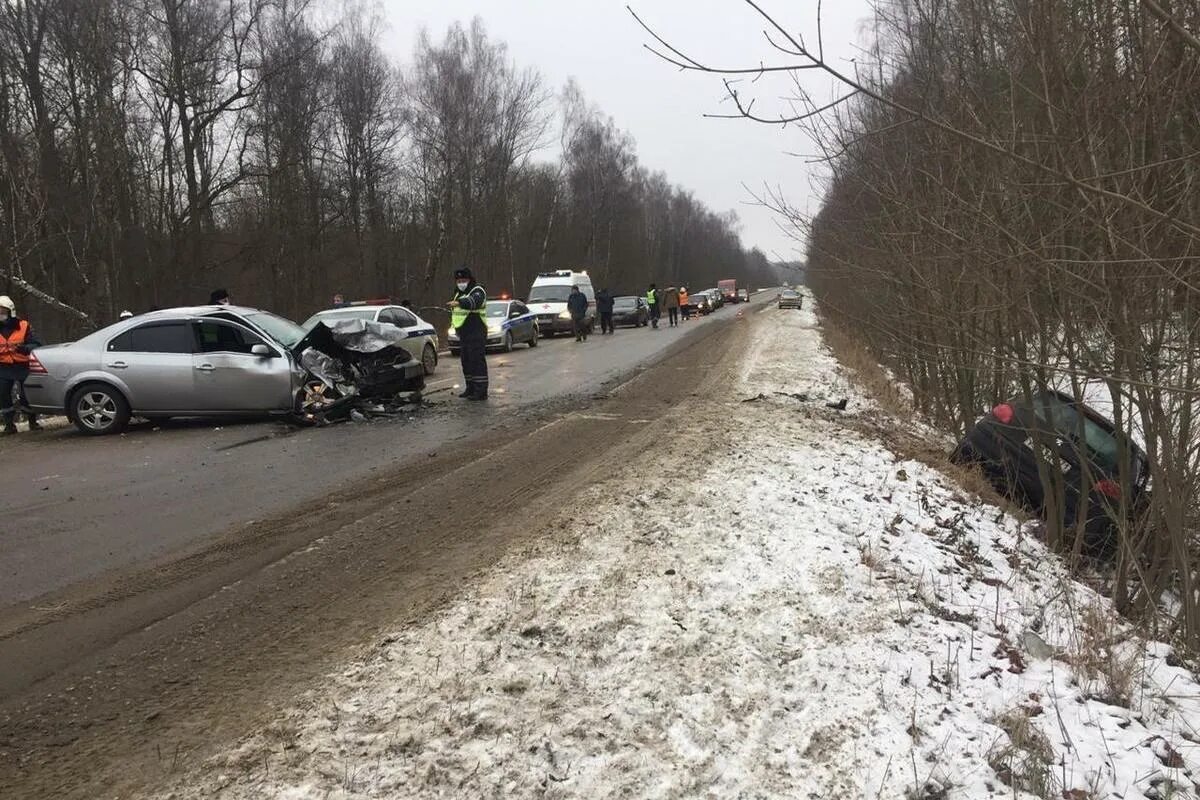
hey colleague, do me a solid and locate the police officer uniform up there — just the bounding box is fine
[450,267,489,400]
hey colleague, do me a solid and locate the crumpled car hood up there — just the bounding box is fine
[293,319,424,425]
[292,317,412,358]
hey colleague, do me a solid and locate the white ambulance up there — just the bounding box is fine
[526,270,595,336]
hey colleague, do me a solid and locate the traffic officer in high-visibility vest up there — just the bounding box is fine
[646,283,660,329]
[447,266,489,400]
[0,295,42,435]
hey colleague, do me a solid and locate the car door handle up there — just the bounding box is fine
[195,363,216,372]
[108,361,128,369]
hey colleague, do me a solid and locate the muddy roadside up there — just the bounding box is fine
[0,311,751,800]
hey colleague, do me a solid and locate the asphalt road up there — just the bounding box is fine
[2,303,749,607]
[0,293,773,799]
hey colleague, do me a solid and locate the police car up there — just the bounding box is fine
[303,301,441,374]
[448,299,539,354]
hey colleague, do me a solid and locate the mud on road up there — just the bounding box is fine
[0,308,755,799]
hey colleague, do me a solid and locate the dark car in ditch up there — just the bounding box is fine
[951,390,1150,555]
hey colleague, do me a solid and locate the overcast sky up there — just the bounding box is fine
[377,0,876,260]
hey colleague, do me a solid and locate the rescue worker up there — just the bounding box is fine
[0,295,42,434]
[664,286,681,327]
[596,288,615,335]
[448,266,488,400]
[209,288,231,305]
[568,284,589,342]
[646,283,660,329]
[679,287,690,321]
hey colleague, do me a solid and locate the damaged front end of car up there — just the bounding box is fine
[292,319,426,426]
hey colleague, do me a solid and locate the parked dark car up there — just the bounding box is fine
[687,293,713,316]
[951,390,1150,556]
[612,295,649,327]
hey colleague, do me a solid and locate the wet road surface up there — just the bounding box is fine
[3,306,743,607]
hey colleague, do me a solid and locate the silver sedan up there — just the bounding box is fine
[25,305,315,435]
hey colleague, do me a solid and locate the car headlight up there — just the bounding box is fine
[558,311,571,319]
[487,323,502,334]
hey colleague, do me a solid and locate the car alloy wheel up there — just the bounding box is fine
[77,390,118,431]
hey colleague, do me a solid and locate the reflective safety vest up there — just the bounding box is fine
[646,289,657,306]
[451,285,487,329]
[0,319,30,365]
[679,290,689,306]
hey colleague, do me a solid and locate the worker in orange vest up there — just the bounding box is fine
[0,295,41,434]
[679,287,690,321]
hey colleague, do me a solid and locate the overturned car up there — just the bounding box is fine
[24,305,425,435]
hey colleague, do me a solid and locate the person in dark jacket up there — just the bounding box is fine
[0,295,42,434]
[448,266,489,400]
[209,288,231,305]
[596,288,615,335]
[567,285,589,342]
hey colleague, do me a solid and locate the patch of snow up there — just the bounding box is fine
[154,305,1200,800]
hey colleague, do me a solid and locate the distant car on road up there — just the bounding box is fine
[612,296,650,327]
[702,289,723,309]
[448,299,538,354]
[737,288,750,303]
[688,292,713,315]
[24,306,424,436]
[778,289,803,309]
[303,303,440,375]
[951,390,1151,556]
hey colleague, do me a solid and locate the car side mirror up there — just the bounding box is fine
[251,343,271,357]
[510,310,522,319]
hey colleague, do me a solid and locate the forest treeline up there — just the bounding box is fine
[802,1,1200,645]
[0,1,775,339]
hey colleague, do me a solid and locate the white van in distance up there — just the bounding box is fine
[527,270,595,336]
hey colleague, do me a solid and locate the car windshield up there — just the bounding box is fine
[240,310,306,348]
[486,302,509,317]
[614,297,638,308]
[301,308,375,330]
[528,285,572,303]
[782,290,799,298]
[1030,394,1129,475]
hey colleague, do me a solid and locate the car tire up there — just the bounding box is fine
[529,328,539,347]
[69,382,131,436]
[502,332,513,352]
[422,343,438,375]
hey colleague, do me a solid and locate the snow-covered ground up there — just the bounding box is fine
[156,306,1200,800]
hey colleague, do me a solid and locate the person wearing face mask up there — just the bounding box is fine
[0,295,42,435]
[447,266,488,400]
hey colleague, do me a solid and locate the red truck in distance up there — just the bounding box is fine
[718,279,739,303]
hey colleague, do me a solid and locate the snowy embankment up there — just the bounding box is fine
[159,305,1200,799]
